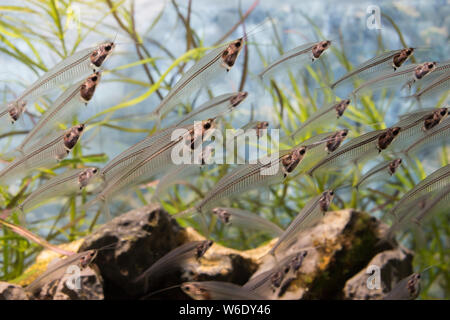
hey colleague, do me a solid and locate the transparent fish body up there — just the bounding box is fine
[88,121,215,210]
[389,165,450,219]
[213,207,284,236]
[352,62,436,98]
[0,131,73,184]
[0,43,113,123]
[135,240,212,292]
[331,49,413,90]
[153,43,232,119]
[390,108,449,151]
[19,168,98,213]
[26,250,97,295]
[18,78,97,152]
[355,159,401,189]
[259,41,331,81]
[268,191,333,257]
[413,185,450,225]
[181,281,265,300]
[308,131,383,175]
[288,101,349,142]
[383,273,421,300]
[100,126,179,183]
[174,92,246,127]
[403,117,450,155]
[193,150,295,215]
[291,131,349,175]
[409,71,450,102]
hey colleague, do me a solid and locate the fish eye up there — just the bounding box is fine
[92,76,98,82]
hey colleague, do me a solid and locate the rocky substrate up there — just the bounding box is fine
[0,204,413,300]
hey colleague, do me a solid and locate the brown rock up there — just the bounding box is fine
[0,282,28,300]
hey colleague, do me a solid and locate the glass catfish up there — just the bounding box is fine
[181,281,265,300]
[19,167,99,213]
[151,39,245,121]
[259,40,331,81]
[0,124,85,185]
[268,190,334,258]
[16,72,101,152]
[83,119,216,216]
[134,240,213,293]
[330,48,415,90]
[0,42,114,123]
[352,61,437,99]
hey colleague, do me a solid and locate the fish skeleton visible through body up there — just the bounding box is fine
[330,48,414,90]
[0,124,85,184]
[259,40,331,80]
[152,39,245,120]
[17,72,101,152]
[19,167,98,213]
[0,42,114,123]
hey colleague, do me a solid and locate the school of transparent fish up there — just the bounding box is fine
[0,17,448,301]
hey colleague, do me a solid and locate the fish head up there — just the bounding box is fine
[377,127,401,150]
[221,38,244,71]
[407,273,421,299]
[80,72,101,102]
[319,190,334,212]
[181,282,210,300]
[8,100,27,123]
[282,147,307,174]
[187,119,216,150]
[312,40,331,59]
[63,124,85,150]
[257,121,269,130]
[388,158,402,175]
[79,250,98,269]
[270,271,284,290]
[393,48,414,68]
[424,107,448,130]
[196,240,214,258]
[414,61,437,79]
[90,41,115,68]
[213,208,231,224]
[78,167,99,188]
[290,251,308,272]
[326,129,348,152]
[230,91,248,107]
[334,99,351,118]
